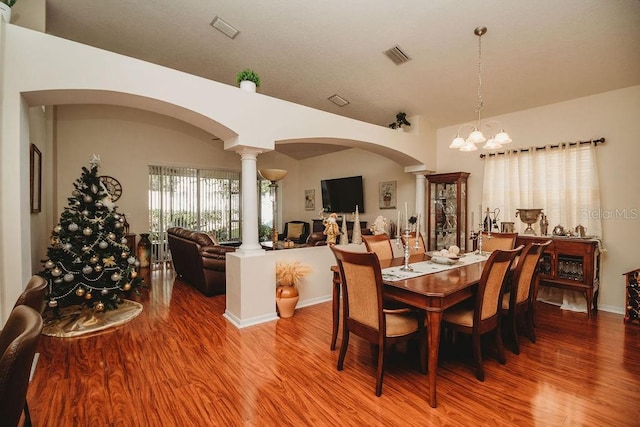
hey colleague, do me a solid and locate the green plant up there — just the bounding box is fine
[388,112,411,129]
[1,0,18,7]
[236,69,261,87]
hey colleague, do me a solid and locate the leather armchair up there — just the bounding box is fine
[279,221,310,244]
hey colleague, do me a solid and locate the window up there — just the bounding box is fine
[149,165,240,262]
[482,142,602,238]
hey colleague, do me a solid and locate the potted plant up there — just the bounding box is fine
[275,260,311,317]
[388,112,411,131]
[0,0,17,23]
[236,69,261,92]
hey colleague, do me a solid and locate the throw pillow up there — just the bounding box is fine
[287,223,304,241]
[207,232,220,246]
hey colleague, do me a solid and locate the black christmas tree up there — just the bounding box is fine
[40,155,144,312]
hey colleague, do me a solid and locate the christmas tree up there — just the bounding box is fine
[39,155,144,312]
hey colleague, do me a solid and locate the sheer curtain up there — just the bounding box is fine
[482,142,602,311]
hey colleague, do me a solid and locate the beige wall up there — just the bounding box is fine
[436,85,640,313]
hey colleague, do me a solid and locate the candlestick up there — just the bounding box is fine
[405,202,408,230]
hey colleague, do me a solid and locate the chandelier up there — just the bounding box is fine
[450,26,511,152]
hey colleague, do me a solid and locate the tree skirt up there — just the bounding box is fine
[42,300,143,338]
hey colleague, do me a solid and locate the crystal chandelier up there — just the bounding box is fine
[450,26,511,152]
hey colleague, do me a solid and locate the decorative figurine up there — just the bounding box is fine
[370,216,388,235]
[323,213,340,245]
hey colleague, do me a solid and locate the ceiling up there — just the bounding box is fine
[44,1,640,159]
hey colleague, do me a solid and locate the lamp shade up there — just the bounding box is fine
[259,169,288,182]
[459,141,478,152]
[466,129,486,144]
[494,131,512,144]
[482,138,502,150]
[449,137,466,149]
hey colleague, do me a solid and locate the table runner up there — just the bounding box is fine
[382,253,488,282]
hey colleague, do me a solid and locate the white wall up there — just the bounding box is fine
[436,85,640,313]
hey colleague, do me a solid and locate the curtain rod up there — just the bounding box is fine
[479,137,605,159]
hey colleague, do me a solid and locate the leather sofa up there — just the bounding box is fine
[167,227,236,296]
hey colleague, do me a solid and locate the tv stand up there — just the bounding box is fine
[312,219,367,233]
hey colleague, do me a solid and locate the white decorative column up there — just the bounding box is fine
[237,148,263,253]
[414,173,427,235]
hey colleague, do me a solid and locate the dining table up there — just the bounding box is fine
[331,252,488,408]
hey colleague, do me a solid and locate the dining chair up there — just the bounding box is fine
[14,275,48,315]
[480,231,517,252]
[330,246,426,396]
[0,305,44,427]
[500,240,552,354]
[362,234,394,261]
[401,231,426,255]
[442,245,523,381]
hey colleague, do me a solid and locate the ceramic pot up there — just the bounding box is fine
[240,80,256,92]
[276,285,299,318]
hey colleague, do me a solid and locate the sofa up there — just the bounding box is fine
[167,227,236,296]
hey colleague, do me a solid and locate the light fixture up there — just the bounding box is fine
[450,26,511,151]
[328,94,350,107]
[258,169,288,244]
[210,16,240,39]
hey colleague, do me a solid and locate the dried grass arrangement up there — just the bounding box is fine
[275,260,312,287]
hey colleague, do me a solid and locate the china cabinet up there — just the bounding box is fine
[426,172,469,252]
[623,268,640,325]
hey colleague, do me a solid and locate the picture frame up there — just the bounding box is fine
[379,181,396,209]
[304,189,315,210]
[30,143,42,213]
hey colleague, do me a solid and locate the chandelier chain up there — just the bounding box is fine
[475,30,484,126]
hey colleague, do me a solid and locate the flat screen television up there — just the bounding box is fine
[321,175,364,213]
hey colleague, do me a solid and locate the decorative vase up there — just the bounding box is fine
[0,3,11,23]
[137,233,152,268]
[240,80,257,92]
[276,284,299,318]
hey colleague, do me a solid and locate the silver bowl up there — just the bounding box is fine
[515,208,544,235]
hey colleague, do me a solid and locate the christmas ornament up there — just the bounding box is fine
[94,265,103,272]
[82,265,93,274]
[123,283,131,291]
[83,227,93,236]
[45,260,55,269]
[121,252,128,259]
[121,237,128,244]
[84,195,93,203]
[63,243,72,251]
[114,222,122,229]
[72,190,81,197]
[76,287,85,297]
[54,278,63,284]
[96,302,105,311]
[114,214,120,220]
[128,257,136,264]
[130,271,138,278]
[51,267,62,277]
[103,256,116,267]
[63,273,74,282]
[82,210,89,216]
[91,184,99,194]
[101,288,109,295]
[85,292,93,300]
[53,225,62,233]
[95,201,103,208]
[68,223,79,232]
[99,241,109,249]
[48,300,58,308]
[82,245,91,252]
[108,232,116,240]
[111,272,122,282]
[90,255,99,264]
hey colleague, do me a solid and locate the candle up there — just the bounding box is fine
[405,202,408,230]
[397,210,401,233]
[471,212,474,228]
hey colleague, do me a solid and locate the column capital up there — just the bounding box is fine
[234,147,264,160]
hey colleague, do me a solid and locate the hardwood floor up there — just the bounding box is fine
[28,265,640,426]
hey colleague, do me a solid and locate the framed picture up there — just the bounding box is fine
[30,143,42,213]
[304,189,315,210]
[379,181,396,209]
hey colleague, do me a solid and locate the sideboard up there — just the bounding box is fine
[515,235,601,319]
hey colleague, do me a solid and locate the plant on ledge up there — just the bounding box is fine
[236,69,261,88]
[1,0,18,7]
[275,260,312,318]
[388,112,411,130]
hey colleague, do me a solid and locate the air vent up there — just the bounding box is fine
[210,16,240,39]
[384,45,412,65]
[328,94,349,107]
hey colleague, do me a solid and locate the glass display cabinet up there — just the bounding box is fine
[427,172,469,252]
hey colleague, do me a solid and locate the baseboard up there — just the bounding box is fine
[223,310,278,329]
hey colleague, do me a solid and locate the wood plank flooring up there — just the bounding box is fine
[28,265,640,426]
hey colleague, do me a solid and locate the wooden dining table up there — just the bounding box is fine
[331,253,487,408]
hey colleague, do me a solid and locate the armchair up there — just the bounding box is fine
[279,221,310,244]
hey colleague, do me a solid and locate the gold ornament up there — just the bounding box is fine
[130,271,138,278]
[123,283,131,291]
[103,256,116,267]
[85,292,93,300]
[94,265,103,272]
[76,287,85,297]
[95,302,105,311]
[121,252,128,258]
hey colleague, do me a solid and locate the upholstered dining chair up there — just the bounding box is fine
[14,275,48,315]
[480,232,518,253]
[330,246,426,396]
[362,234,394,261]
[500,240,552,354]
[442,246,523,381]
[401,231,426,255]
[0,305,44,427]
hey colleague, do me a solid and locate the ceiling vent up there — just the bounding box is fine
[328,94,350,107]
[210,16,240,39]
[384,45,411,65]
